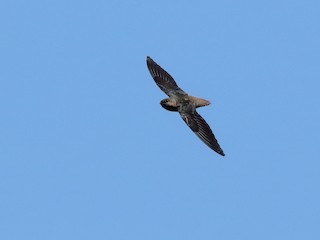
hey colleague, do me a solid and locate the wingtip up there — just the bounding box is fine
[146,56,152,65]
[218,149,225,156]
[216,149,225,156]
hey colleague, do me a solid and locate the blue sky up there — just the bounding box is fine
[1,0,319,239]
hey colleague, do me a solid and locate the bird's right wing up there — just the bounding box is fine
[146,56,186,97]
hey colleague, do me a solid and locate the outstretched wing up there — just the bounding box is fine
[146,56,186,97]
[179,111,225,156]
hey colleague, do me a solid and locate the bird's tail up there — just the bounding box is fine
[189,96,211,108]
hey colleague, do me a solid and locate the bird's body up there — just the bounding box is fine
[160,95,210,112]
[146,56,225,156]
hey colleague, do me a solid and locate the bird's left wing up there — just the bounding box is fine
[179,111,225,156]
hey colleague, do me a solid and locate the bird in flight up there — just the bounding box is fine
[146,56,225,156]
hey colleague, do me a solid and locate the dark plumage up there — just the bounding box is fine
[146,56,225,156]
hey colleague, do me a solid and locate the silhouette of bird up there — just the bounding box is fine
[146,56,225,156]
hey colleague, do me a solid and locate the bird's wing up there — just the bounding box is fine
[179,111,225,156]
[146,56,186,97]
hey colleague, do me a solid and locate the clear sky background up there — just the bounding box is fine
[1,0,319,239]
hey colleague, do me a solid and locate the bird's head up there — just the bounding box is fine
[160,99,179,112]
